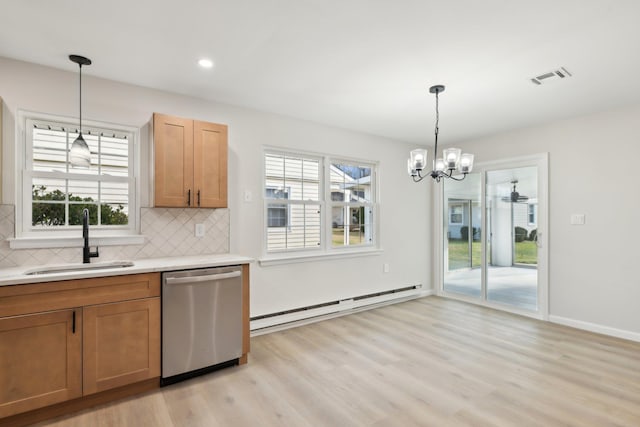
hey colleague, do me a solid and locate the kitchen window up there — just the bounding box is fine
[263,149,377,257]
[12,112,140,247]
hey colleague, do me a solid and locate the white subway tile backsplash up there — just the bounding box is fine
[0,205,230,269]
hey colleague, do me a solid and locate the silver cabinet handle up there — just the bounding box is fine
[165,271,241,285]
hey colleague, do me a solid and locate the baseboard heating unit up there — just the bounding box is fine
[250,284,428,334]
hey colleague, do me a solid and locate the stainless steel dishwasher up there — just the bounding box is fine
[161,265,243,386]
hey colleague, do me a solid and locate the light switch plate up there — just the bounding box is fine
[570,214,586,225]
[195,223,205,237]
[244,190,253,202]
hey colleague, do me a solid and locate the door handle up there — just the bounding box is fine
[72,310,76,334]
[187,189,191,206]
[197,190,201,206]
[165,271,241,285]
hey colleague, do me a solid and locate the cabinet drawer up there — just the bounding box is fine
[0,273,161,317]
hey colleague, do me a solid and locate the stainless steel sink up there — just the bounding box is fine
[24,261,135,276]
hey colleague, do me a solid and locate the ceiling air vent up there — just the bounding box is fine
[531,67,572,85]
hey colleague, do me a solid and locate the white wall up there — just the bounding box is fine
[450,104,640,336]
[0,57,430,317]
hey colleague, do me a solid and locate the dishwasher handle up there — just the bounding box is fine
[165,270,241,285]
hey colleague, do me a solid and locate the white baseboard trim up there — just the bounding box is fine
[549,315,640,343]
[251,288,433,336]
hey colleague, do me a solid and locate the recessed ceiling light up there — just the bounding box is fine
[198,58,214,69]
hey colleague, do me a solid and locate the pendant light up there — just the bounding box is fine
[69,54,92,168]
[408,85,474,183]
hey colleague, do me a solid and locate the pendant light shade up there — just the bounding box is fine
[69,54,92,168]
[70,132,91,168]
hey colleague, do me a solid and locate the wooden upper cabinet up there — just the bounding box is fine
[153,113,194,207]
[154,113,228,208]
[0,309,82,418]
[194,121,228,208]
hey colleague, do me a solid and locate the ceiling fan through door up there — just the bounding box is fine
[502,180,529,203]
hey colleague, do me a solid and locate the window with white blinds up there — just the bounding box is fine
[264,152,321,252]
[264,150,377,255]
[23,117,135,235]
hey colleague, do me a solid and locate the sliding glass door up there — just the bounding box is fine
[441,155,547,317]
[485,167,538,311]
[443,173,481,297]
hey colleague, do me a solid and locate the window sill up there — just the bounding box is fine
[8,235,146,250]
[258,247,383,267]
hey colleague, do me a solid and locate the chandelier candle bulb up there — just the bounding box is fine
[410,148,427,171]
[435,158,446,172]
[443,147,462,169]
[459,153,475,173]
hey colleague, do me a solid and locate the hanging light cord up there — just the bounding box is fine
[78,63,83,134]
[433,89,439,168]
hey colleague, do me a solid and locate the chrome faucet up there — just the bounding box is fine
[82,208,99,263]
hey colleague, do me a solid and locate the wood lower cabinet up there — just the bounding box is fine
[83,298,160,395]
[0,309,82,418]
[154,113,228,208]
[0,273,161,420]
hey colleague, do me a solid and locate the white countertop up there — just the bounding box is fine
[0,254,253,287]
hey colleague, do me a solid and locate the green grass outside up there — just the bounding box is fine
[448,240,482,269]
[514,240,537,264]
[448,239,537,270]
[332,228,365,246]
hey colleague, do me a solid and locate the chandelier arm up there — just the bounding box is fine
[447,173,468,182]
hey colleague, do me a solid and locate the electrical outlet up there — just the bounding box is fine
[244,190,253,202]
[195,223,205,237]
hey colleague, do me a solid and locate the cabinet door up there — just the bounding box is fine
[154,113,194,207]
[0,309,82,418]
[194,120,228,208]
[83,298,160,395]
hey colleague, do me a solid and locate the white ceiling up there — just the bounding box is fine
[1,0,640,145]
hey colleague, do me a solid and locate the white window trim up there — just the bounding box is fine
[11,110,142,249]
[260,147,380,265]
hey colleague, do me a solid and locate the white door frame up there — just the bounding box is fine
[434,153,549,320]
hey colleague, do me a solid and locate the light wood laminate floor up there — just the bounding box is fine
[36,297,640,426]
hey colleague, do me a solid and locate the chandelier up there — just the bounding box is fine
[408,85,474,182]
